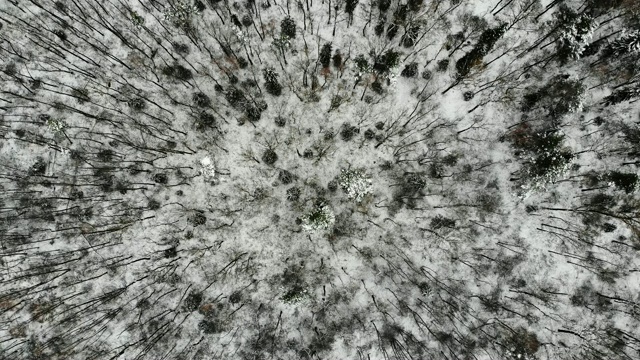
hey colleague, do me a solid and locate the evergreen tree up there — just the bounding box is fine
[378,0,391,12]
[555,5,596,63]
[400,62,418,77]
[354,54,370,73]
[301,200,335,232]
[407,0,423,12]
[603,86,640,106]
[163,1,199,29]
[602,30,640,58]
[456,24,507,78]
[373,50,401,74]
[319,43,333,68]
[607,171,639,193]
[345,0,359,25]
[281,16,296,39]
[337,168,372,202]
[263,67,283,96]
[475,23,507,56]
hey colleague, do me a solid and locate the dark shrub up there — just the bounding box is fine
[226,88,246,109]
[333,52,342,68]
[265,81,282,96]
[242,15,253,27]
[183,292,203,312]
[475,24,507,56]
[429,162,444,178]
[403,173,425,192]
[3,63,16,76]
[275,116,286,127]
[463,91,474,101]
[188,212,207,226]
[303,149,314,159]
[340,123,359,141]
[570,282,611,309]
[401,25,420,47]
[378,0,391,12]
[455,49,483,78]
[148,199,161,210]
[237,57,249,68]
[320,43,332,68]
[401,62,418,77]
[386,23,398,39]
[364,129,375,140]
[324,129,335,140]
[53,29,67,41]
[408,0,423,11]
[281,284,307,302]
[229,291,242,303]
[521,75,584,118]
[128,164,141,175]
[71,88,89,103]
[345,0,359,17]
[263,67,282,96]
[164,247,178,258]
[193,92,211,107]
[431,215,456,229]
[437,59,450,72]
[510,129,574,182]
[393,4,408,23]
[354,55,369,72]
[28,157,47,176]
[327,180,338,192]
[593,116,605,126]
[153,173,168,184]
[373,50,400,74]
[521,91,544,111]
[194,0,206,11]
[281,16,296,38]
[163,64,193,80]
[286,187,301,201]
[555,6,594,64]
[262,149,278,165]
[30,79,42,90]
[371,81,383,94]
[279,170,294,184]
[588,193,615,210]
[128,97,145,111]
[231,14,242,27]
[527,150,573,179]
[245,105,262,122]
[173,42,190,54]
[607,171,638,193]
[476,192,501,213]
[256,99,268,111]
[195,112,216,131]
[503,329,540,360]
[198,320,220,334]
[442,153,459,166]
[97,149,114,162]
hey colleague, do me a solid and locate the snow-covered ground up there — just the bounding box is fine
[0,0,639,359]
